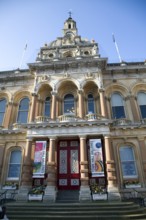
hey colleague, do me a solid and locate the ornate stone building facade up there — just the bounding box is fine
[0,16,146,201]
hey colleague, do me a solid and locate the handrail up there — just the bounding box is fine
[132,188,146,206]
[0,190,7,205]
[120,188,146,207]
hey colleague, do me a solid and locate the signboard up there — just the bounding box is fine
[33,141,47,178]
[89,139,104,177]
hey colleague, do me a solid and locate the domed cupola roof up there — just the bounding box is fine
[36,15,100,62]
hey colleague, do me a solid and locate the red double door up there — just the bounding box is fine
[57,140,80,190]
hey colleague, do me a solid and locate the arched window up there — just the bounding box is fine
[17,98,29,123]
[64,94,74,114]
[111,93,125,119]
[119,146,137,178]
[44,97,51,117]
[7,150,22,179]
[0,98,6,125]
[87,94,95,113]
[137,92,146,118]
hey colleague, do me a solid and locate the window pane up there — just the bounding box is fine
[10,151,21,163]
[19,98,29,110]
[0,99,6,112]
[112,106,125,119]
[8,164,21,178]
[138,92,146,118]
[0,99,6,125]
[120,146,137,177]
[140,106,146,118]
[17,111,28,123]
[111,93,123,106]
[120,147,134,161]
[137,92,146,105]
[44,97,50,117]
[111,93,125,119]
[17,98,29,123]
[8,150,21,178]
[88,94,94,113]
[121,162,137,176]
[0,113,4,125]
[64,94,74,113]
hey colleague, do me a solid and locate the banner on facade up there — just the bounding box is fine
[33,141,47,178]
[89,139,104,177]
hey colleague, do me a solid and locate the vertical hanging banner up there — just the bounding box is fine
[89,139,104,177]
[33,141,47,178]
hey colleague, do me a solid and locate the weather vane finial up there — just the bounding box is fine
[68,10,72,18]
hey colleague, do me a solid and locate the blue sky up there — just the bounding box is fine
[0,0,146,70]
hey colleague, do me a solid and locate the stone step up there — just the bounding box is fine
[5,201,146,220]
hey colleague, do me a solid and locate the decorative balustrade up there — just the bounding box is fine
[85,113,106,121]
[58,113,78,122]
[112,118,132,126]
[13,123,24,129]
[35,116,50,123]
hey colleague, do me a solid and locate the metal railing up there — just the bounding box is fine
[121,188,146,206]
[0,190,7,205]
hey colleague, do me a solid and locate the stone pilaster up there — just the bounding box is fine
[99,89,107,117]
[129,95,140,121]
[18,138,33,201]
[4,102,13,128]
[51,92,57,120]
[0,145,5,188]
[78,90,84,118]
[138,137,146,186]
[29,93,38,122]
[79,136,91,201]
[104,136,120,200]
[44,137,57,202]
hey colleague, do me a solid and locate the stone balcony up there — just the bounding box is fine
[112,118,132,126]
[85,113,106,121]
[58,113,78,122]
[35,116,50,123]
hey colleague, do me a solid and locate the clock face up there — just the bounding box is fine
[66,31,73,38]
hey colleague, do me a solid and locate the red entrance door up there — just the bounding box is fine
[58,140,80,190]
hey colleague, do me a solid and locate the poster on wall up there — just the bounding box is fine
[89,139,104,177]
[33,141,47,178]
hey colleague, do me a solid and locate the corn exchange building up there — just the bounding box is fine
[0,16,146,202]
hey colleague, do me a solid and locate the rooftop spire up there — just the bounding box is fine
[68,10,72,19]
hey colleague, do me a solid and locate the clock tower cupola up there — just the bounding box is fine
[63,12,78,37]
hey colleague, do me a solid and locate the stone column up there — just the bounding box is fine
[44,137,57,202]
[129,95,140,121]
[138,137,146,186]
[99,89,107,117]
[78,90,84,118]
[18,138,33,200]
[79,136,91,201]
[29,93,38,122]
[4,102,13,128]
[51,92,57,120]
[104,136,120,200]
